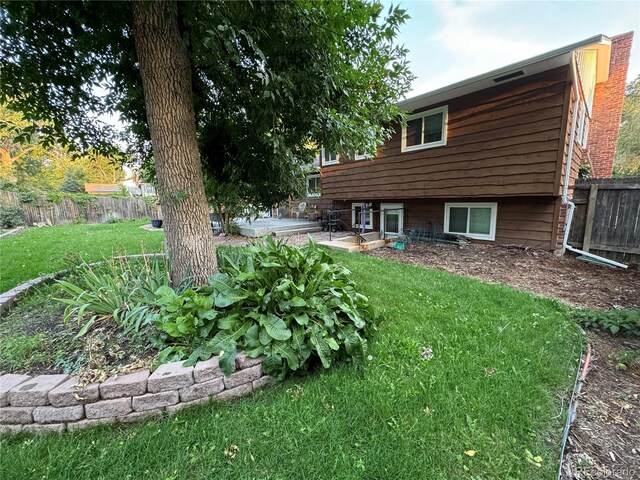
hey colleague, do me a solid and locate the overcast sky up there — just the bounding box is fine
[383,0,640,98]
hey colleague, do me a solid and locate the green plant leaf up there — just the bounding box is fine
[293,312,309,326]
[290,297,307,307]
[310,327,332,369]
[326,337,340,351]
[259,326,273,346]
[272,341,299,370]
[262,313,292,341]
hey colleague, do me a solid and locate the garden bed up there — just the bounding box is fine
[0,281,157,381]
[561,331,640,479]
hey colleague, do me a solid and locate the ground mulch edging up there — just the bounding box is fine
[0,352,273,435]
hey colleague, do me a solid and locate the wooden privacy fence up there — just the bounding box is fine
[0,190,156,226]
[568,178,640,265]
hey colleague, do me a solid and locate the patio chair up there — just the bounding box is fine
[295,202,307,221]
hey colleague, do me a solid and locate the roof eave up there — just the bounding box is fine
[398,34,611,113]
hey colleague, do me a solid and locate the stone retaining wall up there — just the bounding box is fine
[0,352,272,435]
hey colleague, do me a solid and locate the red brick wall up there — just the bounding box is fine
[586,32,634,178]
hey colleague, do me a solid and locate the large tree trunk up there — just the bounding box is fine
[132,0,216,285]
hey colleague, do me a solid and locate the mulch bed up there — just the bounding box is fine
[367,241,640,479]
[562,332,640,480]
[367,241,640,310]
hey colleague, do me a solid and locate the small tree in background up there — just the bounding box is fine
[58,170,86,193]
[614,75,640,177]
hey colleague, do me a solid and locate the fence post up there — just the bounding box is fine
[582,184,599,253]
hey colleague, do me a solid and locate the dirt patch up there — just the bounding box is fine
[367,242,640,310]
[0,288,157,380]
[562,332,640,479]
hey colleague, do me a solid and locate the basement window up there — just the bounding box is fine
[444,203,497,241]
[401,106,448,152]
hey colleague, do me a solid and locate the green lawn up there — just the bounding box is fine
[0,221,164,293]
[0,236,582,480]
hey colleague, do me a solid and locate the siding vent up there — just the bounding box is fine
[492,70,525,83]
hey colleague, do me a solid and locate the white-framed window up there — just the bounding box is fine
[401,105,448,153]
[321,148,339,166]
[352,202,373,229]
[380,203,404,237]
[576,103,586,143]
[306,174,321,197]
[580,116,589,148]
[576,102,590,148]
[444,202,497,241]
[354,150,373,161]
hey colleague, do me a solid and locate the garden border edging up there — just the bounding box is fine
[0,352,273,435]
[1,253,275,435]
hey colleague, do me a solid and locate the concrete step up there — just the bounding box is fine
[273,226,323,237]
[318,238,388,253]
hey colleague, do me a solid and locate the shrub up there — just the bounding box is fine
[160,238,378,378]
[575,309,640,337]
[54,239,378,379]
[56,255,174,337]
[0,201,26,228]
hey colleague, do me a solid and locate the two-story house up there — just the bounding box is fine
[315,32,633,251]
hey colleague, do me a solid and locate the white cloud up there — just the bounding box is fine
[403,0,639,97]
[408,0,555,95]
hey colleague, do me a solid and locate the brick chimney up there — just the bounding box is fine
[586,32,634,178]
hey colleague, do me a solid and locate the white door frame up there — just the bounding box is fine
[380,203,404,237]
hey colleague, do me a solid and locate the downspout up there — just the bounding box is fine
[561,53,627,268]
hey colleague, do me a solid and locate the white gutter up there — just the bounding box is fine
[561,53,627,268]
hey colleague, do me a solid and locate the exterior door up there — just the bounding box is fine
[380,203,404,237]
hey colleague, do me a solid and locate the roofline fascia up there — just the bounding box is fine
[397,34,611,109]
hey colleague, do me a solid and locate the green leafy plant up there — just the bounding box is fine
[0,201,26,228]
[56,255,173,337]
[162,238,379,378]
[153,287,218,340]
[615,349,640,370]
[575,309,640,336]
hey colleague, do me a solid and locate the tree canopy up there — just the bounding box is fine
[614,75,640,177]
[1,0,413,282]
[0,104,124,193]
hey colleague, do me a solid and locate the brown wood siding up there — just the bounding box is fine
[322,66,569,200]
[332,197,558,248]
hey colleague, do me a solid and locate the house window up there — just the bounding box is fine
[352,202,373,229]
[444,203,497,241]
[354,150,372,161]
[580,116,589,148]
[401,106,448,152]
[380,203,404,237]
[576,102,590,148]
[306,174,321,197]
[321,148,339,166]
